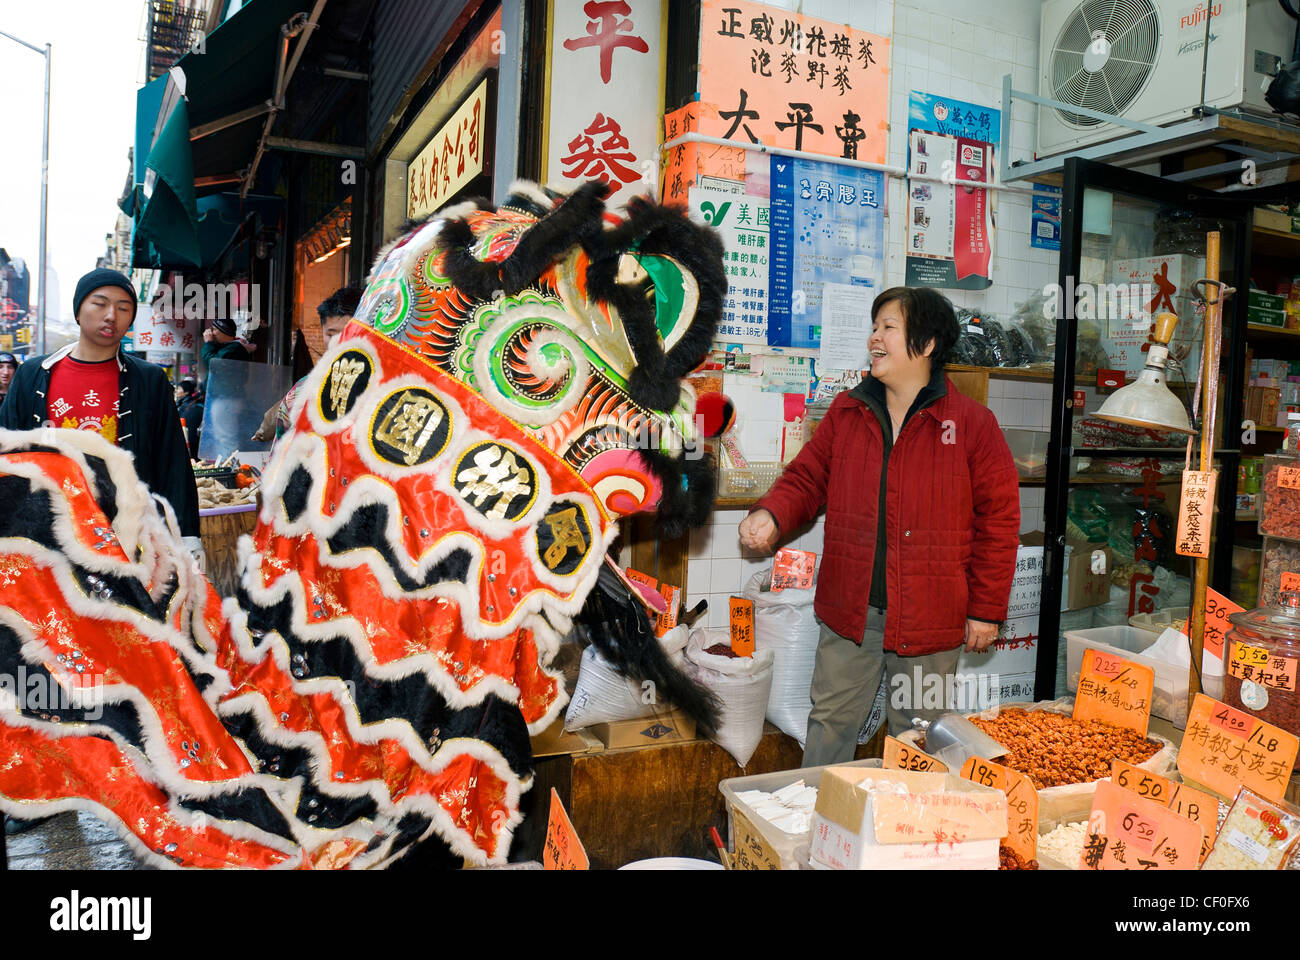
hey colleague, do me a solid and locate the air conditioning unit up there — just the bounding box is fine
[1037,0,1296,157]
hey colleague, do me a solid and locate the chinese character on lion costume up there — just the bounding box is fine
[0,181,726,868]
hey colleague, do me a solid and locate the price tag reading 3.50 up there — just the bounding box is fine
[882,736,948,773]
[1073,649,1154,737]
[961,756,1037,864]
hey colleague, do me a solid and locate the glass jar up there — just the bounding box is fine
[1225,590,1300,770]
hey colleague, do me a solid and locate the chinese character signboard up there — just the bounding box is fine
[905,91,999,290]
[689,185,770,343]
[698,0,890,164]
[131,300,198,356]
[661,102,747,204]
[407,75,491,221]
[768,155,885,350]
[545,0,664,202]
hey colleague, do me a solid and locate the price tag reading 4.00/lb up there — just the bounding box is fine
[882,735,947,773]
[1111,760,1218,865]
[1072,649,1154,737]
[1177,694,1300,803]
[961,756,1037,864]
[1082,780,1203,870]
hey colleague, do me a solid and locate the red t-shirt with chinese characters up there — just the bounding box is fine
[47,356,121,443]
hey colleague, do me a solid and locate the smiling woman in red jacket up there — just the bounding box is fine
[739,287,1020,766]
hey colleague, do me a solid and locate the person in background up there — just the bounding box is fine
[738,286,1020,766]
[175,378,205,459]
[0,268,200,541]
[201,316,256,366]
[252,287,361,445]
[0,352,17,407]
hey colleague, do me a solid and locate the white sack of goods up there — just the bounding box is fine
[564,625,690,731]
[743,568,819,745]
[685,627,775,767]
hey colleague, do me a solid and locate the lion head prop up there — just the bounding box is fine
[0,182,723,867]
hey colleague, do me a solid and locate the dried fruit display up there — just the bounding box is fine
[1259,539,1300,608]
[1260,461,1300,540]
[998,842,1039,870]
[965,709,1162,789]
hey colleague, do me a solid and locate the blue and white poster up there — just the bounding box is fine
[768,155,886,350]
[905,92,999,290]
[1031,184,1062,251]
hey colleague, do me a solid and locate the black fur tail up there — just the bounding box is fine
[574,564,721,736]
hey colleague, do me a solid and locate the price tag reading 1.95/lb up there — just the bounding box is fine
[961,756,1037,864]
[1111,760,1218,865]
[1177,693,1300,803]
[1081,780,1203,871]
[882,735,947,773]
[1073,649,1154,737]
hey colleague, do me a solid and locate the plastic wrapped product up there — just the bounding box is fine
[686,627,775,767]
[1202,788,1300,870]
[564,625,690,731]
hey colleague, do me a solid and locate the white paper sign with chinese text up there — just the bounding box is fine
[545,0,664,203]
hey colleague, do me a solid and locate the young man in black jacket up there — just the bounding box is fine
[0,268,200,541]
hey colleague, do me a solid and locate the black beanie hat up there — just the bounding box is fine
[210,317,237,337]
[73,269,138,321]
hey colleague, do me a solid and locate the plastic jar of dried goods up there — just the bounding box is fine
[1226,590,1300,770]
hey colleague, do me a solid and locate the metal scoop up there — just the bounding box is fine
[918,713,1009,769]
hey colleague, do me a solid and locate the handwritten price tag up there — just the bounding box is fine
[1175,469,1217,559]
[731,810,781,870]
[655,582,681,636]
[1112,760,1218,865]
[1281,571,1300,593]
[1278,466,1300,491]
[1202,587,1242,661]
[882,735,948,773]
[1073,649,1154,736]
[1177,694,1300,802]
[961,756,1037,864]
[1081,780,1202,870]
[543,788,588,870]
[1229,641,1298,692]
[729,597,754,657]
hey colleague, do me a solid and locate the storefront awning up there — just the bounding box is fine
[126,0,314,267]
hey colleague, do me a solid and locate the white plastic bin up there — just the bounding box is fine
[718,758,882,870]
[1064,625,1223,726]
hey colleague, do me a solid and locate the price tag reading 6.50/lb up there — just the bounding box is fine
[1081,780,1203,871]
[882,736,948,773]
[961,756,1037,864]
[1111,760,1218,864]
[1073,649,1154,737]
[1177,693,1300,803]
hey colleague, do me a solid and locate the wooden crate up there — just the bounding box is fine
[199,506,258,597]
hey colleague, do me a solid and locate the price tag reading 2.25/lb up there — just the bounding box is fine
[1073,649,1154,737]
[1111,760,1218,864]
[1081,780,1203,871]
[1177,694,1300,803]
[961,756,1037,864]
[882,736,948,773]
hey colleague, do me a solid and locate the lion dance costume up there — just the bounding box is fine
[0,182,723,867]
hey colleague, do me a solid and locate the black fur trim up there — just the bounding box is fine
[574,564,720,736]
[436,219,504,303]
[498,181,608,294]
[637,448,717,540]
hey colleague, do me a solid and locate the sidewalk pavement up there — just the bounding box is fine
[4,812,145,870]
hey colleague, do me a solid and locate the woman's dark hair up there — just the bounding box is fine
[317,287,363,323]
[177,379,196,396]
[870,286,960,367]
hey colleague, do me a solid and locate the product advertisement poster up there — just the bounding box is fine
[697,0,891,164]
[1032,184,1062,251]
[905,91,998,290]
[689,186,772,343]
[768,154,886,350]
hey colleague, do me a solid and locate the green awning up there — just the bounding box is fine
[126,0,311,268]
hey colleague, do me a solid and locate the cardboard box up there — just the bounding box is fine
[809,766,1006,870]
[956,615,1040,708]
[530,716,604,759]
[1005,544,1046,619]
[588,706,697,750]
[1019,531,1112,611]
[1256,206,1293,233]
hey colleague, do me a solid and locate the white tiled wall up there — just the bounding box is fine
[681,0,1060,610]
